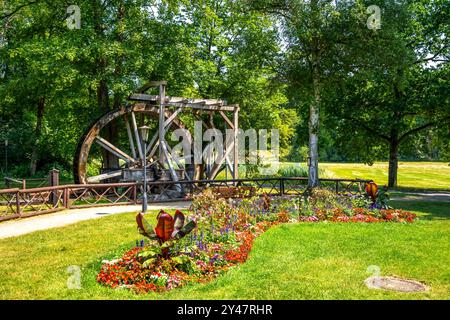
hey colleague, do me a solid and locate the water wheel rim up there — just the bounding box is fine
[73,103,186,184]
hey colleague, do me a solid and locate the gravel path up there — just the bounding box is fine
[0,202,191,239]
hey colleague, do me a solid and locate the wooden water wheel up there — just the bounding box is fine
[73,81,240,186]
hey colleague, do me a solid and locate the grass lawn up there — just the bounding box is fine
[1,162,448,191]
[0,199,449,300]
[281,162,450,190]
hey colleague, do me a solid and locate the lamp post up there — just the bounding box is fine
[139,126,150,213]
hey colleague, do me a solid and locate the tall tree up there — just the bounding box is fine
[249,0,367,187]
[325,0,450,187]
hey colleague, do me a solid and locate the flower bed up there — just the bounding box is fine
[97,189,416,294]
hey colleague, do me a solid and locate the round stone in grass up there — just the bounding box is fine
[364,276,429,293]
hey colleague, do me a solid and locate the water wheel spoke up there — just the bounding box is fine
[145,107,182,156]
[123,114,137,160]
[130,111,145,160]
[95,136,135,163]
[87,170,123,183]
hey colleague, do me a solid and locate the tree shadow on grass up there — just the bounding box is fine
[390,200,450,221]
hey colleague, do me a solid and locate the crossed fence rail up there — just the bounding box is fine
[0,177,372,222]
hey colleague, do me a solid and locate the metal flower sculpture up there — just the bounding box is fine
[136,210,196,258]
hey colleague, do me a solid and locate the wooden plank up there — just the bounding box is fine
[95,137,135,163]
[87,170,123,183]
[144,107,183,155]
[123,114,137,159]
[159,83,166,164]
[208,141,235,180]
[160,141,181,190]
[225,153,234,176]
[219,111,234,129]
[130,111,145,160]
[128,94,235,111]
[233,107,239,180]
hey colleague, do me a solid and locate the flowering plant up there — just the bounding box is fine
[97,188,416,294]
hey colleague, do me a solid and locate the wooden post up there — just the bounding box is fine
[49,169,60,187]
[63,187,69,209]
[159,82,167,165]
[21,179,26,190]
[16,190,21,217]
[49,169,60,207]
[133,183,137,204]
[232,106,239,182]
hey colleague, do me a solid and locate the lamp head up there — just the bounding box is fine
[139,125,150,143]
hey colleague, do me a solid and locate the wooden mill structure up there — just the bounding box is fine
[73,81,240,189]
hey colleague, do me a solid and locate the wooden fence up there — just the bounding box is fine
[0,177,372,222]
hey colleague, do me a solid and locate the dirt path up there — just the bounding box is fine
[0,202,191,239]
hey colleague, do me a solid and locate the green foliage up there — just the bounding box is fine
[278,165,309,178]
[0,0,295,178]
[375,187,391,210]
[0,0,448,183]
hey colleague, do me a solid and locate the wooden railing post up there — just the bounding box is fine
[133,183,138,204]
[16,190,21,217]
[49,169,60,207]
[63,187,69,209]
[279,178,285,196]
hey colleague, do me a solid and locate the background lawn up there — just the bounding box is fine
[281,162,450,190]
[0,200,448,300]
[2,162,449,191]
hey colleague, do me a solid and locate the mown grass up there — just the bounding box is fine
[0,201,448,300]
[318,162,450,190]
[217,162,450,190]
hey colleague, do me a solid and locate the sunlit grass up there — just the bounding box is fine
[282,162,450,190]
[0,200,448,300]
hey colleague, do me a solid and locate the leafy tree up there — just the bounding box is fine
[249,0,375,187]
[325,0,449,187]
[0,0,295,178]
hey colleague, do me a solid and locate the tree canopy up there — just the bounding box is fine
[0,0,448,187]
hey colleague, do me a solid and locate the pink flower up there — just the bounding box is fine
[196,260,207,268]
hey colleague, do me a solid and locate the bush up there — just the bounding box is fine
[277,165,334,178]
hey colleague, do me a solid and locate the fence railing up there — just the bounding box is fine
[3,169,60,190]
[0,177,372,222]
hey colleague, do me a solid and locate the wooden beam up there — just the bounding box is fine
[123,114,137,159]
[164,143,193,181]
[87,170,123,183]
[95,137,135,163]
[208,141,235,180]
[225,153,234,176]
[219,110,234,129]
[145,107,183,155]
[233,107,239,180]
[160,141,181,191]
[128,94,235,111]
[130,112,144,160]
[159,83,166,164]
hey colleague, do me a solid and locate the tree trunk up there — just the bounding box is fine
[308,80,320,188]
[308,0,321,188]
[388,138,399,188]
[29,96,45,176]
[97,78,120,170]
[94,4,119,172]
